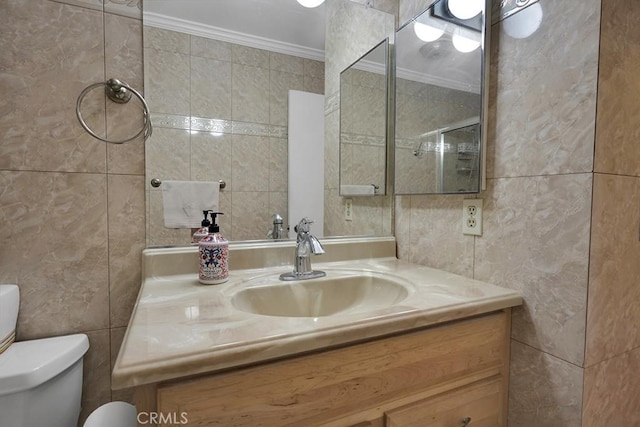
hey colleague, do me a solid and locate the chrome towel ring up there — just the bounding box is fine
[76,78,152,144]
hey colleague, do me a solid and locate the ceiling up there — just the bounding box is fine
[144,0,483,92]
[144,0,326,56]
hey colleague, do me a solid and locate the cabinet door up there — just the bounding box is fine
[385,377,503,427]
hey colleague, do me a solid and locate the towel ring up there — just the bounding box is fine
[76,78,153,144]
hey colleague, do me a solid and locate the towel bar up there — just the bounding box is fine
[151,178,226,189]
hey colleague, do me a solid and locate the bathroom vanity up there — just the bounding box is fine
[113,237,521,426]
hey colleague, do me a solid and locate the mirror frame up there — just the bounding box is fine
[392,0,491,195]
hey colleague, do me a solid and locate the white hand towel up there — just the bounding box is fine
[162,180,219,228]
[340,184,376,196]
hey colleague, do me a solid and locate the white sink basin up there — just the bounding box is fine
[230,270,412,317]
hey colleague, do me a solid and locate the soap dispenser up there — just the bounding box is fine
[198,212,229,285]
[192,210,212,245]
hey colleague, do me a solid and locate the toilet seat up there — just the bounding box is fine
[0,334,89,396]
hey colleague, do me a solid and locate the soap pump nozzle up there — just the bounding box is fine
[192,210,213,245]
[208,212,223,233]
[201,210,212,227]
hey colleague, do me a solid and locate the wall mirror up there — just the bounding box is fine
[339,38,389,197]
[143,0,396,247]
[394,0,489,195]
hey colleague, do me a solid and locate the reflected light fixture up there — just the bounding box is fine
[452,29,480,52]
[503,2,543,39]
[296,0,325,7]
[447,0,483,20]
[414,21,445,42]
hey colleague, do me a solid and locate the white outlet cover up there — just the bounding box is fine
[462,198,483,236]
[345,198,353,221]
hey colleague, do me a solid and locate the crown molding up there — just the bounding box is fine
[144,12,325,62]
[396,66,481,94]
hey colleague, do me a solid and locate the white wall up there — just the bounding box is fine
[288,90,325,238]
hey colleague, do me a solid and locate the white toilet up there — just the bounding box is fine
[0,284,89,427]
[82,401,137,427]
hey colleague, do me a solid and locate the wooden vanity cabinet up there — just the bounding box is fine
[149,310,511,427]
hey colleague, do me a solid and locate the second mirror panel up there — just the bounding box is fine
[339,39,389,197]
[395,0,487,195]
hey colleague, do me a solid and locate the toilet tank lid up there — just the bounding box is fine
[0,334,89,396]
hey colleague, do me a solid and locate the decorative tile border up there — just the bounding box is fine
[340,133,385,146]
[268,125,288,139]
[396,138,455,153]
[151,113,287,138]
[395,137,419,149]
[151,113,190,130]
[232,121,271,137]
[325,92,340,115]
[191,117,233,133]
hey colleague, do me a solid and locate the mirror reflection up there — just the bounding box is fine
[143,0,396,247]
[339,38,389,197]
[143,0,326,246]
[394,0,486,194]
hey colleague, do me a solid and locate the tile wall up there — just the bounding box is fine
[583,0,640,424]
[3,0,638,425]
[0,0,145,422]
[324,0,396,238]
[396,0,600,425]
[143,26,324,245]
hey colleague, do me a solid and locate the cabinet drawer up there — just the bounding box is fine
[385,377,503,427]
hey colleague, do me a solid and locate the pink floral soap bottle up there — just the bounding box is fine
[198,212,229,285]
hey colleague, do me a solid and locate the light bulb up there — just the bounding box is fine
[414,21,445,42]
[452,32,480,52]
[447,0,484,20]
[503,3,543,39]
[296,0,325,8]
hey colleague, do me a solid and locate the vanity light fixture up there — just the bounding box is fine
[296,0,325,8]
[503,2,543,39]
[452,28,481,52]
[413,20,445,42]
[413,0,482,52]
[447,0,483,20]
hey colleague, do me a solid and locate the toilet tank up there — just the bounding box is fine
[0,334,89,427]
[0,284,19,353]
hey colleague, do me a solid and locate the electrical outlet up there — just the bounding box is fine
[345,198,353,221]
[462,199,482,236]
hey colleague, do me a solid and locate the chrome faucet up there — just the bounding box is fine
[279,217,326,281]
[266,213,287,240]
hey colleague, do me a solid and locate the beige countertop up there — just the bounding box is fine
[112,237,522,390]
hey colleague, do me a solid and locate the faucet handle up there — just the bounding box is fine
[272,213,284,224]
[294,217,314,234]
